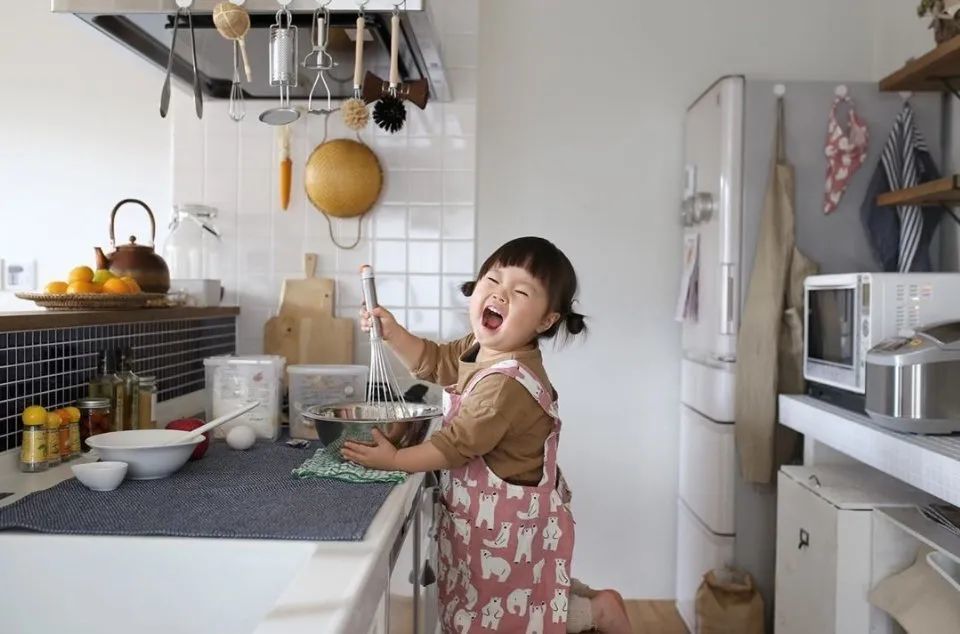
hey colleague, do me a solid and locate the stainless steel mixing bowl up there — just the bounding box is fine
[300,402,442,448]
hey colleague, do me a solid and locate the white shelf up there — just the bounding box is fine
[877,507,960,567]
[779,395,960,508]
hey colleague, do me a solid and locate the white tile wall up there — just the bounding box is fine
[170,1,478,363]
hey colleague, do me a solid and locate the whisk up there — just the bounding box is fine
[360,265,408,419]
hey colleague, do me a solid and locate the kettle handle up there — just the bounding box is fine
[110,199,156,248]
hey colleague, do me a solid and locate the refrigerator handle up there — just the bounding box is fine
[720,263,737,335]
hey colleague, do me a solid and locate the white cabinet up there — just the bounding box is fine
[775,465,932,634]
[386,475,440,634]
[679,405,735,533]
[676,499,735,630]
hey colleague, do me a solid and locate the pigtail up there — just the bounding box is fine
[460,280,477,296]
[565,311,586,336]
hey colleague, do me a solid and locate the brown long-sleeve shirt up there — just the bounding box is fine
[413,334,555,485]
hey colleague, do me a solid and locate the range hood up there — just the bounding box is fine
[51,0,450,102]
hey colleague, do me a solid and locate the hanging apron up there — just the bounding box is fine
[436,360,575,634]
[734,98,818,484]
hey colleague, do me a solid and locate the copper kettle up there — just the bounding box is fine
[94,199,170,293]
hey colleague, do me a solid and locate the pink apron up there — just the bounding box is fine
[436,360,575,634]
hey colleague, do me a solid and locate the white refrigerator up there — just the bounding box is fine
[675,76,942,631]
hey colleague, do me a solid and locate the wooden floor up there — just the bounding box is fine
[625,600,688,634]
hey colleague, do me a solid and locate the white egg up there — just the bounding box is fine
[226,425,256,450]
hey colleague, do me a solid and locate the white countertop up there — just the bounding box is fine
[779,394,960,507]
[0,443,423,634]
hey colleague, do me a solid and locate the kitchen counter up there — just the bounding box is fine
[0,445,424,633]
[779,394,960,507]
[0,305,239,331]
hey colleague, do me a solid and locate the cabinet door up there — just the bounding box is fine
[389,500,420,634]
[775,472,839,634]
[417,479,440,634]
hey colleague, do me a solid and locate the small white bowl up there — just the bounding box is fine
[71,461,128,492]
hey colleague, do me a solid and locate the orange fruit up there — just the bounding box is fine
[68,266,95,283]
[103,278,131,295]
[45,281,69,294]
[121,276,142,293]
[67,281,99,294]
[22,405,47,426]
[64,407,81,424]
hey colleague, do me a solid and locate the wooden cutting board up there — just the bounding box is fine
[263,314,354,366]
[263,252,354,366]
[277,253,334,319]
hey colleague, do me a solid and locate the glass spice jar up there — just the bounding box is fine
[20,416,48,473]
[58,412,72,462]
[45,413,62,467]
[137,376,157,430]
[66,409,82,458]
[77,397,112,449]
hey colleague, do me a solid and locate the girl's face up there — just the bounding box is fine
[469,265,560,352]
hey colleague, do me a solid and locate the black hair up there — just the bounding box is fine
[461,236,586,340]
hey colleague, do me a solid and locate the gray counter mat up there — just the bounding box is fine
[0,441,395,541]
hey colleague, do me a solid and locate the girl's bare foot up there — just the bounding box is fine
[590,589,632,634]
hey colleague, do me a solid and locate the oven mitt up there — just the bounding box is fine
[868,545,960,633]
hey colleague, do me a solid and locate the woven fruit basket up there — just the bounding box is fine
[15,292,169,311]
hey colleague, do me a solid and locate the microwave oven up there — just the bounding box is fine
[803,273,960,394]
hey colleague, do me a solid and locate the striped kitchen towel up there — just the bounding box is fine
[880,103,926,272]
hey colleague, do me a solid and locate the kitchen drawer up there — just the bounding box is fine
[679,404,735,534]
[675,498,734,632]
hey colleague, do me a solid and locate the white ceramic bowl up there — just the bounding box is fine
[71,461,128,491]
[85,430,203,480]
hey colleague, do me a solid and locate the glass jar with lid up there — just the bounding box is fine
[77,397,112,449]
[161,204,222,280]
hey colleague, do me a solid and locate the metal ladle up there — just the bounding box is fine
[259,7,301,126]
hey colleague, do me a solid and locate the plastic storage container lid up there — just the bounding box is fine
[204,355,285,366]
[288,364,367,375]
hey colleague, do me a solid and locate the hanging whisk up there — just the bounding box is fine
[360,265,408,419]
[228,41,245,121]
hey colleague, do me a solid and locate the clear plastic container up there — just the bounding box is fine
[204,355,284,441]
[287,365,367,440]
[162,204,222,279]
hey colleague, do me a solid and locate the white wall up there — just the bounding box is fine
[476,0,937,598]
[170,0,477,364]
[0,2,170,310]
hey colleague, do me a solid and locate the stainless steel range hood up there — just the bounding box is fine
[51,0,450,102]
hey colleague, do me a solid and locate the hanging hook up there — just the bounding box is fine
[834,84,848,98]
[899,91,913,101]
[773,83,786,97]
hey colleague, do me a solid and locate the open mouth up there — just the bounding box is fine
[481,306,504,331]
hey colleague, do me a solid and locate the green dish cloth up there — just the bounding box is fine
[292,436,407,484]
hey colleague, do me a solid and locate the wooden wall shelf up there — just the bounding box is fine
[876,175,960,206]
[879,37,960,93]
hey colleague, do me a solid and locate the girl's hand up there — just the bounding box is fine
[342,429,399,471]
[360,306,404,342]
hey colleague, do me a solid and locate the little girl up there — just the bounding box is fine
[343,237,631,633]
